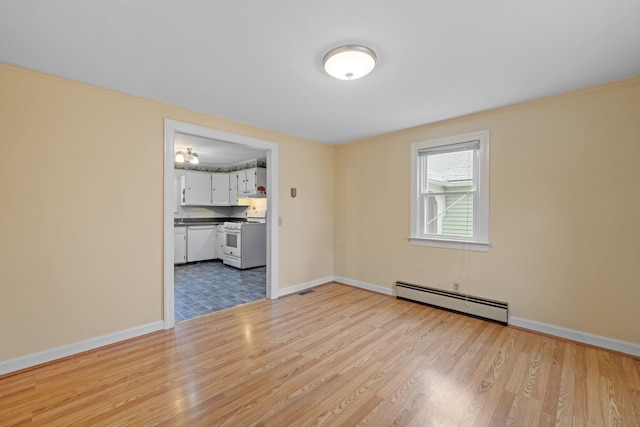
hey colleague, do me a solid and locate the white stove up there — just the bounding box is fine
[222,221,243,232]
[222,210,267,269]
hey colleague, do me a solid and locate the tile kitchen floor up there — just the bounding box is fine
[174,260,266,322]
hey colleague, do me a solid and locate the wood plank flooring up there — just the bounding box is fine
[1,283,639,426]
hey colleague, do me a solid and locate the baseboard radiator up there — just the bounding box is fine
[395,281,509,325]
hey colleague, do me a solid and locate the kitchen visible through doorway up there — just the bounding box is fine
[174,261,266,322]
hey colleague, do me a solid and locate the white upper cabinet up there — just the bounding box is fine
[243,169,256,194]
[228,171,239,205]
[178,166,265,206]
[237,167,266,196]
[211,173,230,205]
[181,172,211,206]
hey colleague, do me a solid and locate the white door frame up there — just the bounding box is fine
[163,119,279,329]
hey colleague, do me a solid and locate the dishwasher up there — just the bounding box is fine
[186,225,216,262]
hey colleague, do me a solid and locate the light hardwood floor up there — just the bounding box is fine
[1,283,639,426]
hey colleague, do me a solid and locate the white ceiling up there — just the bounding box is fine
[174,132,266,165]
[1,1,639,145]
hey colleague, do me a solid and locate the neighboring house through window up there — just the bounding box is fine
[410,130,490,252]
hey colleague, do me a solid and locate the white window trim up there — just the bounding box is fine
[410,130,490,252]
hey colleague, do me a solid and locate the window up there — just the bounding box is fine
[410,130,490,251]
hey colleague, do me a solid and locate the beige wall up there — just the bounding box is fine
[279,139,335,286]
[335,77,640,345]
[2,61,637,363]
[0,64,335,360]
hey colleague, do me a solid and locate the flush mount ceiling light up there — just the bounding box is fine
[175,148,199,164]
[323,45,377,80]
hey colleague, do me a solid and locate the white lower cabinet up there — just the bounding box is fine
[174,227,187,264]
[187,226,216,262]
[216,225,226,260]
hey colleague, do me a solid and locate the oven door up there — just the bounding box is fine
[224,229,241,257]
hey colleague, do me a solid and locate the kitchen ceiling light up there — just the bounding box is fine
[175,148,199,164]
[323,45,377,80]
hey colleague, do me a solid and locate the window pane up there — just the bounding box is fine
[424,194,474,237]
[426,149,474,193]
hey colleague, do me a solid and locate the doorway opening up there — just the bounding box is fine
[163,119,279,329]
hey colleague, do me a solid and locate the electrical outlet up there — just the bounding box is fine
[453,282,460,292]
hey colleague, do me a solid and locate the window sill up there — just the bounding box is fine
[409,237,491,252]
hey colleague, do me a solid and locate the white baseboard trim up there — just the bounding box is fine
[277,276,335,297]
[322,278,639,357]
[333,276,395,296]
[509,316,640,357]
[0,321,164,376]
[278,276,395,298]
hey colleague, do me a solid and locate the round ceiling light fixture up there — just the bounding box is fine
[175,147,199,164]
[323,45,377,80]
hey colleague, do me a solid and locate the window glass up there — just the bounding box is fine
[422,148,476,238]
